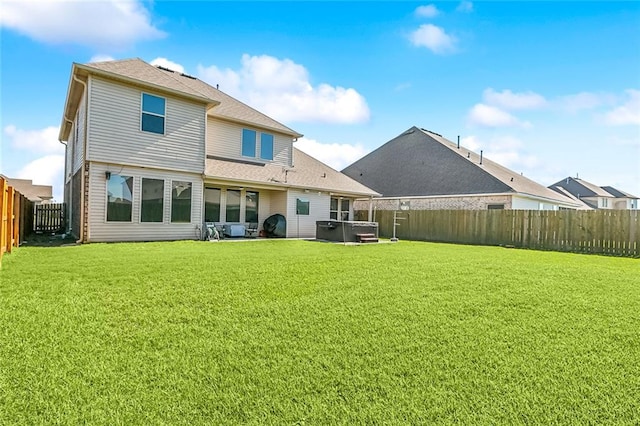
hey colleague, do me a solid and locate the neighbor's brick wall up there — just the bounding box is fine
[354,195,512,211]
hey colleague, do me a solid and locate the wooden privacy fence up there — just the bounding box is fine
[359,209,640,257]
[1,177,33,266]
[34,203,66,233]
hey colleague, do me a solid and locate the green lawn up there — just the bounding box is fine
[1,240,638,424]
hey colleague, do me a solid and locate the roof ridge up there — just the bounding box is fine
[417,128,580,205]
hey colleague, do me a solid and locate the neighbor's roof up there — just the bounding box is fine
[342,126,580,206]
[548,186,593,210]
[601,186,638,199]
[549,177,613,198]
[205,148,379,197]
[1,175,53,203]
[60,58,301,140]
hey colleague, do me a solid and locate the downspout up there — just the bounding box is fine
[73,74,88,243]
[368,196,373,222]
[59,118,72,234]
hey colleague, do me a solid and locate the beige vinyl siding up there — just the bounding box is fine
[72,94,86,175]
[87,77,206,173]
[87,163,203,242]
[285,189,330,238]
[270,191,287,218]
[207,117,293,167]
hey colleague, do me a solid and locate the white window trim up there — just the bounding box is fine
[241,127,275,162]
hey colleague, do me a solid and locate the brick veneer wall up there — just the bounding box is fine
[354,195,513,211]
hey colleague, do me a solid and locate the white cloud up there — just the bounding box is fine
[150,57,185,74]
[409,24,456,54]
[0,0,165,49]
[88,54,115,63]
[415,5,440,18]
[483,88,547,110]
[456,1,474,13]
[16,155,65,202]
[4,125,63,154]
[197,54,370,124]
[557,92,610,113]
[603,89,640,125]
[467,104,531,128]
[295,138,369,171]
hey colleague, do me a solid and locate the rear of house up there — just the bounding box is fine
[59,59,377,242]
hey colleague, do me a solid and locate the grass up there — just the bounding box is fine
[1,240,639,424]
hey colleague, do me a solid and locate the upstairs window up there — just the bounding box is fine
[260,133,274,160]
[141,93,165,134]
[242,129,256,157]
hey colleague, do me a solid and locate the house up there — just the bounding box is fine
[601,187,639,210]
[0,175,53,204]
[549,177,639,210]
[58,58,378,242]
[342,126,581,211]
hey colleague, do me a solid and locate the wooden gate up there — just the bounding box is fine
[34,203,66,233]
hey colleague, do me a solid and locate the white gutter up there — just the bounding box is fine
[72,74,87,243]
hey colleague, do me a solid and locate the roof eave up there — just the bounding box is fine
[208,112,303,139]
[204,173,378,197]
[76,62,220,105]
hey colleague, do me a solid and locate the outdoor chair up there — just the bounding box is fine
[204,222,221,241]
[245,223,259,238]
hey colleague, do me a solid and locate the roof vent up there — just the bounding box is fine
[181,72,196,80]
[156,65,175,73]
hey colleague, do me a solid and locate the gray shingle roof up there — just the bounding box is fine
[82,58,301,137]
[549,177,613,198]
[342,126,578,205]
[205,148,379,197]
[601,186,638,199]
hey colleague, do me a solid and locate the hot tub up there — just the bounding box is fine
[315,220,378,242]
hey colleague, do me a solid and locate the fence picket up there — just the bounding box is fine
[358,209,640,257]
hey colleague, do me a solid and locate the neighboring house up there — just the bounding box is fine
[0,175,53,204]
[342,126,581,211]
[601,186,639,210]
[58,58,378,242]
[549,177,638,210]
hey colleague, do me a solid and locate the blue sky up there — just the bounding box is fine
[1,1,639,202]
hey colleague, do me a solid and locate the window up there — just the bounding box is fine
[242,129,256,157]
[171,181,192,222]
[226,189,241,222]
[260,133,274,160]
[107,174,133,222]
[296,198,310,215]
[330,197,349,220]
[246,191,259,223]
[141,178,164,222]
[330,197,338,220]
[341,199,350,220]
[488,204,505,210]
[204,187,221,222]
[141,93,165,134]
